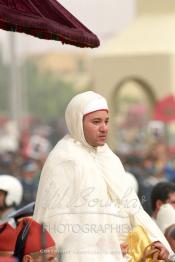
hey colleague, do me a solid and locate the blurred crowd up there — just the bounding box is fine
[1,122,175,217]
[0,132,51,210]
[0,118,67,211]
[119,140,175,215]
[0,118,56,211]
[1,120,175,260]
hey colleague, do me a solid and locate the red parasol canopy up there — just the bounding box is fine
[153,94,175,123]
[0,0,100,48]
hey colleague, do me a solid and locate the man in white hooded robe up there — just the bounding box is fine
[33,91,173,261]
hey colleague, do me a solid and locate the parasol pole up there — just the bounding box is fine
[8,32,22,132]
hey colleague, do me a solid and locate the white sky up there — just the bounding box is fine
[58,0,135,38]
[0,0,136,58]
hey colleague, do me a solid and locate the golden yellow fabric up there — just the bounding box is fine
[127,225,163,262]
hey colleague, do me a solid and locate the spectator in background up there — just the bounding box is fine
[164,154,175,183]
[18,217,57,262]
[152,203,175,252]
[133,153,168,215]
[0,221,20,260]
[165,223,175,252]
[26,134,51,164]
[151,182,175,220]
[19,161,39,207]
[0,152,14,175]
[0,175,23,222]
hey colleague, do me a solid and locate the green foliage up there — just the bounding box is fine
[22,59,76,121]
[0,53,77,121]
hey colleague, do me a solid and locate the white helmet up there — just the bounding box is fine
[0,175,23,206]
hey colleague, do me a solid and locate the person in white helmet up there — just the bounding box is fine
[34,91,173,261]
[151,182,175,221]
[0,175,23,222]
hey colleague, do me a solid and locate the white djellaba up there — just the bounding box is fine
[33,91,173,262]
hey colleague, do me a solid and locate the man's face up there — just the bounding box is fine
[83,110,109,147]
[166,192,175,209]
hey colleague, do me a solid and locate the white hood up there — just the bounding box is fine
[65,90,108,147]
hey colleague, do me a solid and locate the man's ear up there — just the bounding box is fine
[22,254,33,262]
[156,199,163,210]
